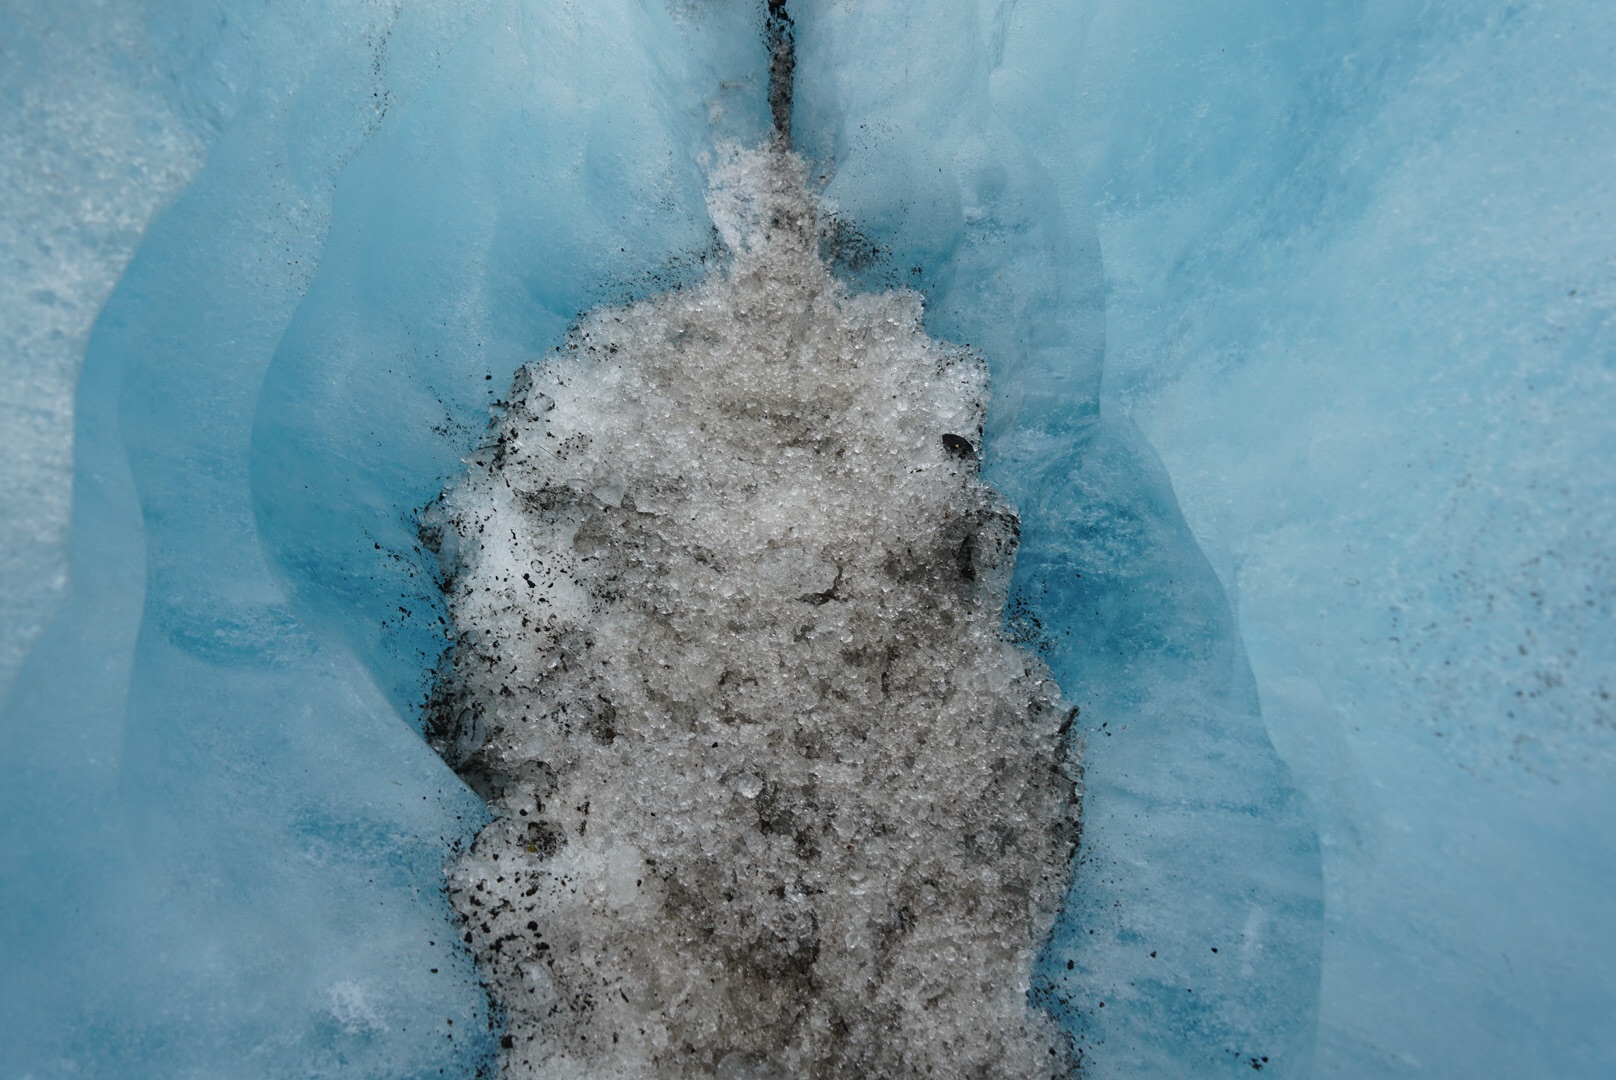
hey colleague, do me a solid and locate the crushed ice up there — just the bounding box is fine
[424,145,1080,1078]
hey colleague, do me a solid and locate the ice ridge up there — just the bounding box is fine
[425,144,1081,1078]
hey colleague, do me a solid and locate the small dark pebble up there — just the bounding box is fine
[941,433,975,459]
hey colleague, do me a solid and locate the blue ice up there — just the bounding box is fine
[1,1,1611,1078]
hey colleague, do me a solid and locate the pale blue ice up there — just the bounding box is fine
[1,1,1611,1077]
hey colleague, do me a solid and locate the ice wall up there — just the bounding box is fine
[2,3,503,1075]
[4,0,1607,1077]
[2,2,772,1076]
[792,4,1324,1074]
[4,0,1325,1074]
[1004,0,1616,1076]
[0,0,203,703]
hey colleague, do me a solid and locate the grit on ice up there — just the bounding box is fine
[426,144,1081,1078]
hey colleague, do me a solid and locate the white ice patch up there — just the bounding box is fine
[327,980,386,1037]
[427,145,1080,1078]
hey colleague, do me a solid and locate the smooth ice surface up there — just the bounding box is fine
[1005,0,1616,1076]
[2,3,510,1075]
[0,0,202,698]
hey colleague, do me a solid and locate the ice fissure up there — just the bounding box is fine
[427,143,1080,1078]
[764,0,797,140]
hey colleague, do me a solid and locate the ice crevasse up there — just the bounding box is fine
[0,1,1611,1079]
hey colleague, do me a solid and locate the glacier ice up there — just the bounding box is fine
[2,2,771,1075]
[0,0,1611,1078]
[1004,0,1616,1075]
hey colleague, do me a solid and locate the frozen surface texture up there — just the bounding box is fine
[431,146,1078,1078]
[2,0,1608,1077]
[1002,0,1616,1076]
[1,3,511,1076]
[0,0,203,697]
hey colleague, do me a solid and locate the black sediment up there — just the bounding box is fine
[766,0,796,143]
